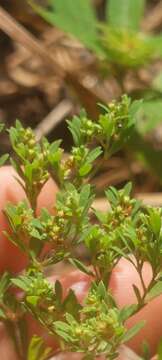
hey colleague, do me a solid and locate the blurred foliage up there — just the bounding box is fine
[30,0,162,69]
[107,0,146,31]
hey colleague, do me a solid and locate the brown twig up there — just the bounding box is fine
[142,2,162,32]
[0,6,108,119]
[0,6,64,77]
[35,99,73,140]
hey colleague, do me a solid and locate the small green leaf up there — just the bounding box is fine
[122,320,145,342]
[123,182,132,196]
[0,154,9,166]
[79,184,91,207]
[3,230,27,253]
[69,258,94,276]
[86,147,102,164]
[94,209,107,224]
[111,246,128,260]
[146,281,162,301]
[26,295,39,306]
[11,277,29,292]
[67,116,82,146]
[119,304,137,322]
[27,336,52,360]
[79,163,92,177]
[132,284,142,303]
[148,209,161,237]
[0,272,11,297]
[54,321,74,342]
[63,289,82,319]
[142,341,150,360]
[105,186,118,206]
[10,158,22,177]
[97,281,108,299]
[30,0,101,55]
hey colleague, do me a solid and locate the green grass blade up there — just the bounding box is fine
[106,0,146,31]
[30,0,102,55]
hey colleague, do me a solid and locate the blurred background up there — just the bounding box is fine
[1,0,162,202]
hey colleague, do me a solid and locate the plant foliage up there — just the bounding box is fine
[1,97,162,358]
[28,0,162,183]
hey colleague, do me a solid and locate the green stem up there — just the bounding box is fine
[28,191,37,216]
[131,275,157,317]
[138,264,147,294]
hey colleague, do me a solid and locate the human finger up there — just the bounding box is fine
[0,166,58,273]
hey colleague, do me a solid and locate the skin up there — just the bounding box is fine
[0,166,58,273]
[0,166,161,359]
[50,346,141,359]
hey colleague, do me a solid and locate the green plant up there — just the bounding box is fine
[29,0,162,183]
[1,96,162,359]
[0,123,8,166]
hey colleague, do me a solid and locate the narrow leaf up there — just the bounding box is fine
[132,284,142,303]
[146,281,162,302]
[0,154,9,166]
[122,320,145,342]
[107,0,146,31]
[69,258,94,276]
[27,336,52,360]
[30,0,101,54]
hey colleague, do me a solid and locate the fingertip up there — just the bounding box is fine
[118,346,141,359]
[111,258,162,356]
[0,166,27,273]
[0,167,58,273]
[0,323,18,360]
